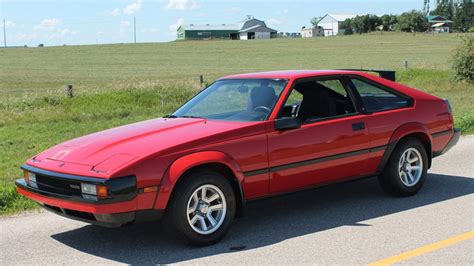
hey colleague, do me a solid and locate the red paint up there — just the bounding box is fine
[17,70,456,217]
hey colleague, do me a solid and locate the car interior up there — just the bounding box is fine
[280,80,355,123]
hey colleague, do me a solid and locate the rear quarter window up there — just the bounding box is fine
[351,78,410,113]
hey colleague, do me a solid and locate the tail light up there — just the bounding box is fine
[444,99,452,113]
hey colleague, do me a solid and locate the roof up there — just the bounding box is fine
[179,24,239,31]
[220,70,366,80]
[426,15,453,23]
[239,24,277,33]
[323,14,357,22]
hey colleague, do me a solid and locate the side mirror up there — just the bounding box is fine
[274,117,301,131]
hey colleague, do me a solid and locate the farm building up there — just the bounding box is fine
[177,16,277,40]
[301,26,324,38]
[426,15,453,33]
[317,14,356,36]
[177,24,240,40]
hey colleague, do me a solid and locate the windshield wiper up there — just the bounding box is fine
[163,115,205,119]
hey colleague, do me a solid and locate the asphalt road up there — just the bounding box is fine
[1,136,473,265]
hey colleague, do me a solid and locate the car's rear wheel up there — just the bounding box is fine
[166,170,236,246]
[378,138,428,196]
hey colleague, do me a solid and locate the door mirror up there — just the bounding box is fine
[274,117,301,131]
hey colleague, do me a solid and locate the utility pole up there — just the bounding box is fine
[133,17,137,43]
[3,19,6,48]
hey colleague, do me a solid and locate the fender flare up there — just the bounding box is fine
[153,151,245,210]
[377,122,432,173]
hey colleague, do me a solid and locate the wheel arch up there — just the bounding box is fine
[377,123,432,173]
[154,151,245,216]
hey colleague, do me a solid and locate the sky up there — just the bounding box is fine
[0,0,425,47]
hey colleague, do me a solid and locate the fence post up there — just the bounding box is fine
[66,85,73,98]
[199,75,204,87]
[403,60,408,70]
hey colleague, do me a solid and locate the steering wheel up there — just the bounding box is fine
[253,106,271,113]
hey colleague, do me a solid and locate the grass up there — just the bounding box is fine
[0,32,473,214]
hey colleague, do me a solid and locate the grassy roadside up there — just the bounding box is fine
[1,68,472,215]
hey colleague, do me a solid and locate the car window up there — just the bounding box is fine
[173,79,288,121]
[351,78,409,113]
[279,78,356,122]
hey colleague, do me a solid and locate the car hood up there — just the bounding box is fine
[32,117,263,174]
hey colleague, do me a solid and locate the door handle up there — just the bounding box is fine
[352,122,365,131]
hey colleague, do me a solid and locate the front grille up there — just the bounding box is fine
[43,204,96,221]
[35,174,82,197]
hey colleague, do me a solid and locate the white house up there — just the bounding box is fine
[317,14,356,36]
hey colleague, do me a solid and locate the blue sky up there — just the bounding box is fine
[1,0,424,46]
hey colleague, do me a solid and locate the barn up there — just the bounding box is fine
[176,24,240,40]
[317,14,356,36]
[177,16,277,40]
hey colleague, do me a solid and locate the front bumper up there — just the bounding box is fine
[433,128,461,158]
[16,165,161,227]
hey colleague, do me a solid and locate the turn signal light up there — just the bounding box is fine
[97,185,108,198]
[143,186,158,193]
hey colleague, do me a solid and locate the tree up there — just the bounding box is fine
[380,14,398,31]
[454,0,474,32]
[310,16,322,27]
[396,10,428,32]
[430,0,455,20]
[340,18,354,35]
[452,36,474,83]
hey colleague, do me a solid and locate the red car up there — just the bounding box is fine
[16,70,460,245]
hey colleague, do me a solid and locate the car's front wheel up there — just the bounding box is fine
[378,138,428,196]
[166,170,236,246]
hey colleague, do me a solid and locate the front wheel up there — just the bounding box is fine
[166,170,236,246]
[378,138,428,197]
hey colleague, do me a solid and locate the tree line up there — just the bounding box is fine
[312,0,473,35]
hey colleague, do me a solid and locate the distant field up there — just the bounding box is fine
[0,32,468,98]
[0,32,473,214]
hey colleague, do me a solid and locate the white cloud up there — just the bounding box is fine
[123,0,142,15]
[15,32,37,42]
[34,18,62,31]
[106,8,121,17]
[60,28,77,36]
[141,27,159,33]
[169,18,185,34]
[5,20,15,29]
[166,0,199,11]
[120,20,131,33]
[267,18,283,27]
[224,7,241,13]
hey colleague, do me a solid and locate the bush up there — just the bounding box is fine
[469,27,474,33]
[452,36,474,83]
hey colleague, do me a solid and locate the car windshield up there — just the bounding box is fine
[172,79,288,121]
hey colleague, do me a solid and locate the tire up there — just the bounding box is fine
[165,170,236,246]
[378,137,428,197]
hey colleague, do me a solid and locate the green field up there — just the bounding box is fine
[0,32,473,214]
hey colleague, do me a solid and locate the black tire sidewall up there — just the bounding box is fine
[382,138,428,196]
[167,171,236,246]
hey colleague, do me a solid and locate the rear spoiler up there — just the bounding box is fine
[340,69,396,82]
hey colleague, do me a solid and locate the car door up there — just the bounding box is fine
[267,76,373,194]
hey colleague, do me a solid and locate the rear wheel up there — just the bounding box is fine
[378,138,428,196]
[166,170,236,246]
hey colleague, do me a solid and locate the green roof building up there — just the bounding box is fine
[177,17,278,40]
